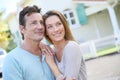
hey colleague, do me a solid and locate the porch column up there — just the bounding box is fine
[107,6,120,51]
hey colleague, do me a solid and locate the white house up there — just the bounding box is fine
[7,0,120,43]
[6,0,120,58]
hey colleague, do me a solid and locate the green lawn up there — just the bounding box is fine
[83,46,120,59]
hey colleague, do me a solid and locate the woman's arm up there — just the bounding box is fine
[39,42,76,80]
[44,53,76,80]
[39,42,65,80]
[64,42,83,80]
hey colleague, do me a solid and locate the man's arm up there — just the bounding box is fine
[2,55,23,80]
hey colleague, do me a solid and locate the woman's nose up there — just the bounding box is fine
[53,26,59,31]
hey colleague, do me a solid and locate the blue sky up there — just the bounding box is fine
[0,0,21,19]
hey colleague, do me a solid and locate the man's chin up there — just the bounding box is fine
[33,38,43,42]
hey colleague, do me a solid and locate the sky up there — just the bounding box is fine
[0,0,21,19]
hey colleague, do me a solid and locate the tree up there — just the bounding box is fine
[0,20,13,49]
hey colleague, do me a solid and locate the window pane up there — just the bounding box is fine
[69,12,74,17]
[71,19,76,24]
[64,14,67,18]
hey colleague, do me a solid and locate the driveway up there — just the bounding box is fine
[86,52,120,80]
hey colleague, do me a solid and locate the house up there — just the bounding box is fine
[17,0,120,42]
[7,0,120,58]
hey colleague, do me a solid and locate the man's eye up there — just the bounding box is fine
[32,22,37,24]
[40,21,44,25]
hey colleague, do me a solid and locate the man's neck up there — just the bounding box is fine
[21,40,42,57]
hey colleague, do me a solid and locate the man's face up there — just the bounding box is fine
[21,13,45,42]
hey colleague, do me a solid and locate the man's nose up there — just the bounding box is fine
[37,23,44,29]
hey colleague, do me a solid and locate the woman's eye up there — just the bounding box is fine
[56,22,62,26]
[47,26,52,29]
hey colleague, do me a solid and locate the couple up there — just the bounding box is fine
[2,5,87,80]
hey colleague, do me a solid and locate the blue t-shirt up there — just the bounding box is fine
[2,47,54,80]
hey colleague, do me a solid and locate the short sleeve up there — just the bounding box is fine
[2,55,23,80]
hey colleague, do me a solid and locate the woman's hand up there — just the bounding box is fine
[39,42,55,66]
[39,42,54,55]
[43,49,55,66]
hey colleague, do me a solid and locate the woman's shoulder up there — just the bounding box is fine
[64,41,82,56]
[67,41,80,47]
[64,41,80,50]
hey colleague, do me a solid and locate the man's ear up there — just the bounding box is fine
[19,25,25,34]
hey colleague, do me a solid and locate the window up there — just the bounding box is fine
[63,9,76,26]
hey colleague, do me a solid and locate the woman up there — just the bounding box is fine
[42,10,87,80]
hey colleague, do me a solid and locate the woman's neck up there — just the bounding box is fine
[53,40,69,62]
[54,40,67,50]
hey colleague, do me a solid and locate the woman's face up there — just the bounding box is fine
[45,15,65,43]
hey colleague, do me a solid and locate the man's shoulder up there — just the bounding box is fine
[8,47,20,54]
[6,47,22,58]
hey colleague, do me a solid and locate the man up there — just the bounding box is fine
[2,5,54,80]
